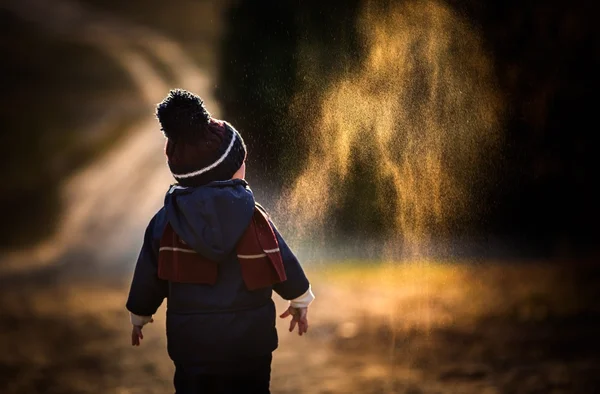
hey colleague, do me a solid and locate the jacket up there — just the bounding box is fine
[126,179,311,366]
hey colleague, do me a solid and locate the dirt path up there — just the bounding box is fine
[0,0,220,275]
[2,263,599,393]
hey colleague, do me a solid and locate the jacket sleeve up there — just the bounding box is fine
[126,212,169,316]
[271,224,312,301]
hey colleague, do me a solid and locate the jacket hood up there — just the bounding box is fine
[164,179,255,262]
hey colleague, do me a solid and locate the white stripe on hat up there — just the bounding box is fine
[171,129,238,179]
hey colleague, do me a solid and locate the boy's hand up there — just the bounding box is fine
[280,306,308,336]
[131,318,153,346]
[131,325,144,346]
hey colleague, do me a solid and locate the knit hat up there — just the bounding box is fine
[156,89,247,187]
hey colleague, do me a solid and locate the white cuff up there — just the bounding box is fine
[130,313,153,327]
[290,285,315,308]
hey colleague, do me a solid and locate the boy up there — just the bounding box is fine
[126,89,314,394]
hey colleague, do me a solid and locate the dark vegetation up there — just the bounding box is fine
[0,10,141,249]
[218,0,598,257]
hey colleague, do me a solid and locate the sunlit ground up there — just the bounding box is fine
[1,261,598,393]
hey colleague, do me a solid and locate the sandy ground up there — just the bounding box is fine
[1,261,599,394]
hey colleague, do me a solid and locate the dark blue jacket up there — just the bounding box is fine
[126,179,310,366]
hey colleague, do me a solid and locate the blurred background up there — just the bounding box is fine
[0,0,598,393]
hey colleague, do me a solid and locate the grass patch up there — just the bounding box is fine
[309,260,586,328]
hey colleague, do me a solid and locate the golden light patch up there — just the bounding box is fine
[280,0,502,258]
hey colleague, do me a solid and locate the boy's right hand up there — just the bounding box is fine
[131,325,144,346]
[131,317,154,346]
[279,306,309,336]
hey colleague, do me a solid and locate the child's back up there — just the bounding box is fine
[126,90,314,393]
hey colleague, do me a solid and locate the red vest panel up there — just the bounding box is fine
[158,207,287,291]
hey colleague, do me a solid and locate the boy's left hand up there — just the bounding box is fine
[280,306,309,336]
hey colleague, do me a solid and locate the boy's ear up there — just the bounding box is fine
[232,162,246,180]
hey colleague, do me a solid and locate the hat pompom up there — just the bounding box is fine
[156,89,211,139]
